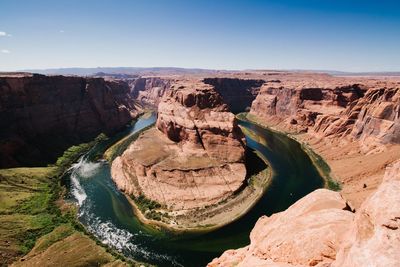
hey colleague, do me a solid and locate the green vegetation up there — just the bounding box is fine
[300,144,341,191]
[55,133,108,168]
[0,133,138,266]
[135,194,162,210]
[131,194,171,222]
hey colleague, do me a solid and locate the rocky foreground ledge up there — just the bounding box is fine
[111,80,270,230]
[209,159,400,267]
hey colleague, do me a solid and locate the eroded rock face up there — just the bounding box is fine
[111,80,246,211]
[350,87,400,144]
[249,80,400,146]
[0,73,138,167]
[333,160,400,267]
[209,161,400,267]
[250,81,366,134]
[156,81,246,163]
[129,77,171,107]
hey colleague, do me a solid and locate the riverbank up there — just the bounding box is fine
[237,113,340,191]
[104,111,155,162]
[124,160,271,233]
[0,126,151,266]
[242,112,400,208]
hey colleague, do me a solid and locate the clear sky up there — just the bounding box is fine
[1,0,399,72]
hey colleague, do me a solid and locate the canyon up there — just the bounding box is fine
[1,70,399,266]
[110,80,256,230]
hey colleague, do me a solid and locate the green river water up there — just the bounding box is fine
[64,113,324,267]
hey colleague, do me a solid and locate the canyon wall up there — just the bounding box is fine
[111,80,247,211]
[128,77,171,107]
[249,80,400,146]
[0,73,138,168]
[209,159,400,267]
[203,78,265,113]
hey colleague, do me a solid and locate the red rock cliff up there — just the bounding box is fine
[129,77,171,107]
[0,73,138,167]
[250,80,400,146]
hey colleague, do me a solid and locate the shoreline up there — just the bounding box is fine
[111,113,336,233]
[105,113,275,233]
[121,150,272,233]
[237,113,339,191]
[240,112,400,209]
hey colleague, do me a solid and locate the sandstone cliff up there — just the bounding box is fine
[0,73,138,168]
[203,78,265,113]
[128,77,171,107]
[111,80,247,217]
[249,80,400,146]
[209,160,400,267]
[248,79,400,207]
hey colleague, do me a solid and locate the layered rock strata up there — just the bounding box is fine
[209,160,400,267]
[128,77,171,107]
[111,80,246,213]
[250,80,400,146]
[0,73,138,168]
[249,79,400,207]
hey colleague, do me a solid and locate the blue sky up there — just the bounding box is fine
[0,0,399,72]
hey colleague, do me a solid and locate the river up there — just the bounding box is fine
[64,113,324,267]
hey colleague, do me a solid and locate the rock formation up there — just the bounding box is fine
[249,80,400,146]
[203,78,265,113]
[248,78,400,207]
[209,160,400,267]
[111,80,246,213]
[0,73,138,168]
[128,77,171,107]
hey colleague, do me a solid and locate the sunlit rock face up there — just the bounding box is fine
[111,80,246,211]
[250,79,400,146]
[209,160,400,267]
[0,73,137,168]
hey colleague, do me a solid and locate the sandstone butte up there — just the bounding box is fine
[110,80,253,230]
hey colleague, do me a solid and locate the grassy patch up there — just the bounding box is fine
[0,131,153,266]
[29,224,75,255]
[0,134,108,265]
[131,194,170,222]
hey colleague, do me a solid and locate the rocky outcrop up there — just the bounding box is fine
[0,73,138,168]
[111,80,246,213]
[203,78,265,113]
[209,160,400,267]
[129,77,171,107]
[333,160,400,267]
